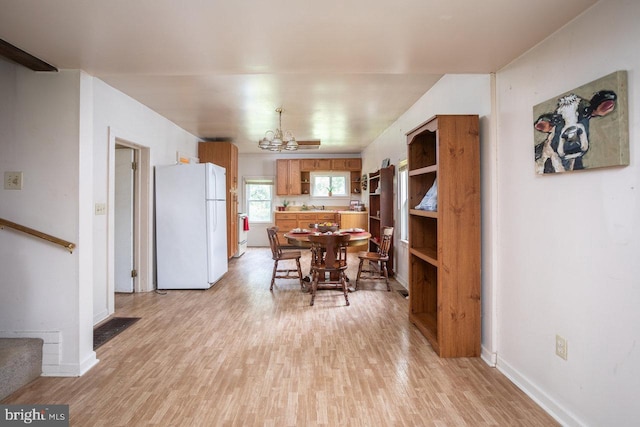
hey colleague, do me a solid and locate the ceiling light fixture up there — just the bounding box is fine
[258,107,298,152]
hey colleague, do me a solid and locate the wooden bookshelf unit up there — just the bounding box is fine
[368,165,394,276]
[407,115,481,358]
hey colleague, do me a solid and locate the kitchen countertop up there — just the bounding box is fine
[275,210,366,213]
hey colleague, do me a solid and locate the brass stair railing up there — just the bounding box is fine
[0,217,75,253]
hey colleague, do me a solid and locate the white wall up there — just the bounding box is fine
[91,78,200,324]
[495,0,640,425]
[0,63,96,375]
[361,75,494,340]
[0,59,201,375]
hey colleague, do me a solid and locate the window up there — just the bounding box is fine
[245,177,273,222]
[398,160,408,241]
[310,171,349,197]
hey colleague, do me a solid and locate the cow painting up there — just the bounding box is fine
[534,91,616,174]
[533,70,629,175]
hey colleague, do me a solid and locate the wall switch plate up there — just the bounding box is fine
[4,171,23,190]
[556,334,568,360]
[95,203,107,215]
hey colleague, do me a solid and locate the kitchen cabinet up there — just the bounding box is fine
[337,211,368,252]
[331,158,361,171]
[338,211,367,230]
[274,211,338,246]
[300,171,311,195]
[406,115,481,358]
[351,171,362,195]
[295,213,317,229]
[276,159,301,195]
[300,158,361,172]
[273,212,298,246]
[316,212,338,222]
[280,158,362,196]
[198,141,238,259]
[300,159,331,171]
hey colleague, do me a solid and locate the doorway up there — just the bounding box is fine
[105,127,152,317]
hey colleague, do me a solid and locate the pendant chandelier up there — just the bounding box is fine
[258,108,298,151]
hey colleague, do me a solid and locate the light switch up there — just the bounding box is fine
[95,203,107,215]
[4,171,23,190]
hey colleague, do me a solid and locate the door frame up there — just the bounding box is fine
[107,127,152,314]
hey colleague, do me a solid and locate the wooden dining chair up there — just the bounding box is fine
[355,226,393,291]
[308,233,351,306]
[266,227,304,291]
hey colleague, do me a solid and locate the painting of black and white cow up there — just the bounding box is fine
[533,71,629,174]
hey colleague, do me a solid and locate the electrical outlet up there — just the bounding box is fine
[556,334,568,360]
[4,171,23,190]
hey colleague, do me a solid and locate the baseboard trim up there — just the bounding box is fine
[481,345,497,367]
[496,356,585,427]
[93,309,110,326]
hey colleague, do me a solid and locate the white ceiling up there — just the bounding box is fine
[0,0,597,153]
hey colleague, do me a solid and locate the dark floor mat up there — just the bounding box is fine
[93,317,140,350]
[397,289,409,298]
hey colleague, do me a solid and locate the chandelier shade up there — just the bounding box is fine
[259,108,297,152]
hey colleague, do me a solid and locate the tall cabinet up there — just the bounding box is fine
[407,115,480,358]
[276,159,301,195]
[368,165,394,275]
[198,141,239,259]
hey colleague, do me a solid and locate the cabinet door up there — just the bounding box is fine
[299,159,331,171]
[276,160,290,195]
[276,159,301,195]
[288,159,301,195]
[330,158,361,171]
[275,221,297,246]
[316,212,337,223]
[274,214,298,246]
[346,158,362,171]
[315,159,331,170]
[339,213,367,230]
[297,213,316,229]
[331,159,347,169]
[300,159,316,171]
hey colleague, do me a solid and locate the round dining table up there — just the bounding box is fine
[283,229,371,291]
[283,229,371,248]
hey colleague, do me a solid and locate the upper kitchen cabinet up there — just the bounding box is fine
[198,141,239,259]
[300,159,331,171]
[331,158,362,171]
[300,158,361,171]
[276,159,301,195]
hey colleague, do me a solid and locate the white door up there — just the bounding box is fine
[115,147,135,292]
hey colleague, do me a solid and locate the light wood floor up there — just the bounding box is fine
[2,248,558,426]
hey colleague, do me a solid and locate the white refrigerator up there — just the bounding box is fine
[155,163,228,289]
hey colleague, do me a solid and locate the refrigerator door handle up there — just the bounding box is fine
[211,200,217,232]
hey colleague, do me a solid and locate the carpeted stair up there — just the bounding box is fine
[0,338,43,400]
